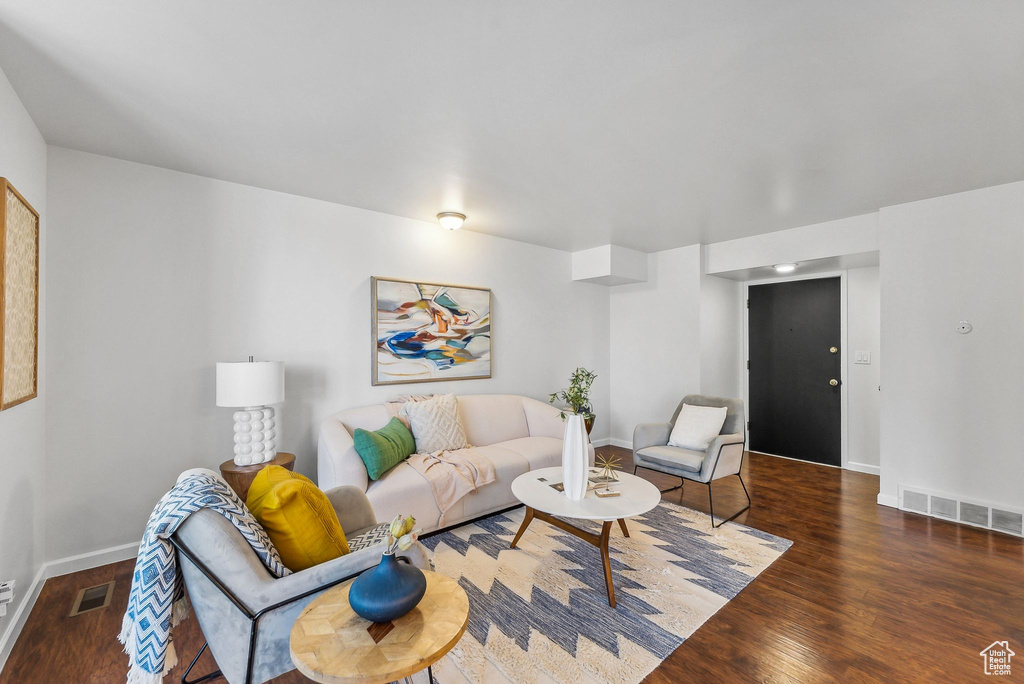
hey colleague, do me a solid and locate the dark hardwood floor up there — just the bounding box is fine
[2,446,1022,682]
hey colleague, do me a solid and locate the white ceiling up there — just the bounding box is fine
[0,1,1022,252]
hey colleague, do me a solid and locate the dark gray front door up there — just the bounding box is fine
[748,277,841,466]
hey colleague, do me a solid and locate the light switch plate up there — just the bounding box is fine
[854,351,871,365]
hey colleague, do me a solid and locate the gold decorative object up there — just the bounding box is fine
[1,178,39,410]
[596,453,621,481]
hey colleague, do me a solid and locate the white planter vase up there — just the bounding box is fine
[561,413,590,501]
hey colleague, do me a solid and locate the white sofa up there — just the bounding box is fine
[317,394,595,532]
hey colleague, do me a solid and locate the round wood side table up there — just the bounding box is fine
[218,451,295,501]
[290,570,469,684]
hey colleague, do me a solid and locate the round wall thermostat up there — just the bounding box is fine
[956,320,973,334]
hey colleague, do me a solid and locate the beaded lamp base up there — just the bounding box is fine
[232,406,277,466]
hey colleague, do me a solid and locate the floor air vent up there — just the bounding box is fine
[898,486,1023,538]
[70,581,115,617]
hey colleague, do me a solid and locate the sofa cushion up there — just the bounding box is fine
[365,444,529,532]
[401,394,469,453]
[456,445,530,519]
[247,466,350,572]
[366,462,445,532]
[636,445,705,473]
[337,404,391,433]
[353,417,416,480]
[493,436,564,470]
[457,395,530,446]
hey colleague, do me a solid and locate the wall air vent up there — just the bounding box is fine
[992,509,1024,537]
[929,496,957,520]
[897,485,1022,538]
[959,502,989,527]
[902,490,928,514]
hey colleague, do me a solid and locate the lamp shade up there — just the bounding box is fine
[216,361,285,407]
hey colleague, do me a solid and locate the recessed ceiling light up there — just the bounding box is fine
[774,263,796,273]
[436,212,466,231]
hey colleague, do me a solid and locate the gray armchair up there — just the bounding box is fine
[172,485,431,684]
[632,394,750,527]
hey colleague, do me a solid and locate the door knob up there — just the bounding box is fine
[829,378,839,387]
[829,346,838,354]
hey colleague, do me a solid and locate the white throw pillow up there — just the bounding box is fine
[668,404,728,451]
[401,393,469,454]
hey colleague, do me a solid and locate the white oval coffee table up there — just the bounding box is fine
[509,466,660,608]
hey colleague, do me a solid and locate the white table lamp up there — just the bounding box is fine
[216,358,285,466]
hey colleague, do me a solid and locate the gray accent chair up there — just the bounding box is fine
[632,394,750,527]
[172,485,432,684]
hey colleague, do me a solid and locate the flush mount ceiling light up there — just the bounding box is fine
[436,212,466,231]
[774,263,797,273]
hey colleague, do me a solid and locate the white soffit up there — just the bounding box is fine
[704,212,879,276]
[711,251,880,282]
[573,245,648,286]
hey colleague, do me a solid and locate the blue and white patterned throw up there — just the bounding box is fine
[117,474,290,684]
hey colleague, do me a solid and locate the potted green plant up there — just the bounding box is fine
[549,367,597,434]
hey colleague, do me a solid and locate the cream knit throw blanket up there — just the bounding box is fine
[406,449,496,523]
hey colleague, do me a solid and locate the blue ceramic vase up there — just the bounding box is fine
[348,552,427,623]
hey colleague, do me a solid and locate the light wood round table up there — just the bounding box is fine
[290,570,469,684]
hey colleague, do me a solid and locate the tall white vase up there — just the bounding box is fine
[561,413,590,501]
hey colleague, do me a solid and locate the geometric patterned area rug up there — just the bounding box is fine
[420,501,792,683]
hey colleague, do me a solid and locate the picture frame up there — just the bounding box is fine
[0,178,40,410]
[371,276,492,386]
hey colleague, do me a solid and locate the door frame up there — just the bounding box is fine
[742,270,849,471]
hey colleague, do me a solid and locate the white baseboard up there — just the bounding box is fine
[0,564,46,672]
[44,540,139,579]
[877,493,899,508]
[590,437,631,449]
[845,461,880,476]
[0,540,139,674]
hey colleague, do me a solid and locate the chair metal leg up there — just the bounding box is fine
[181,642,222,684]
[633,464,684,494]
[708,474,752,528]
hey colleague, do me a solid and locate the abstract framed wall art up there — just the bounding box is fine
[0,178,40,410]
[371,277,492,385]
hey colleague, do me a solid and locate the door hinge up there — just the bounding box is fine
[746,360,750,369]
[746,421,750,430]
[746,298,750,309]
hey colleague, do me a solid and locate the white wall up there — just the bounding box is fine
[879,181,1024,510]
[0,65,46,661]
[608,245,702,444]
[847,267,880,470]
[44,147,610,560]
[699,273,742,400]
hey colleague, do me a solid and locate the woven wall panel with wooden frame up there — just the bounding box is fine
[1,178,40,410]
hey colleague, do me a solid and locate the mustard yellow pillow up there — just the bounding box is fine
[246,465,350,571]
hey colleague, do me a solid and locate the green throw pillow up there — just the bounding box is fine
[353,417,416,480]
